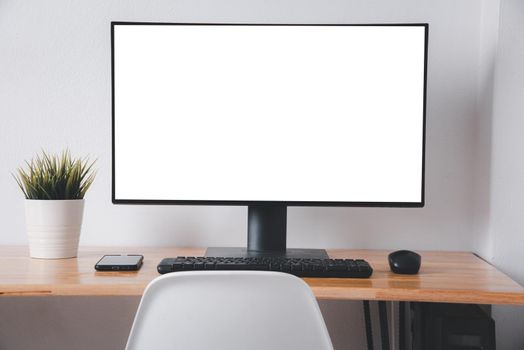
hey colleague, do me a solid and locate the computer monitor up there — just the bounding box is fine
[112,22,427,258]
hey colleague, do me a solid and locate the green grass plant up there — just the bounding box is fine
[14,150,96,200]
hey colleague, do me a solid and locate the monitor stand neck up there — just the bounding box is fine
[205,204,329,259]
[248,204,287,253]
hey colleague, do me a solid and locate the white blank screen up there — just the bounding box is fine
[114,24,425,203]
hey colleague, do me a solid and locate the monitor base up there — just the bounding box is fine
[205,247,329,259]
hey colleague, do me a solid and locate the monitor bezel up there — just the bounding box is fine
[111,22,428,208]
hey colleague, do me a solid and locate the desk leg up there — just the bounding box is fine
[363,300,374,350]
[399,301,406,350]
[379,301,391,350]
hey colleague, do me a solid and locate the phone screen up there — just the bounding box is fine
[97,255,142,266]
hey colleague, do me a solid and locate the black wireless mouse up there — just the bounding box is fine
[388,250,421,274]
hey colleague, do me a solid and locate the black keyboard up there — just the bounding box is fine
[157,256,373,278]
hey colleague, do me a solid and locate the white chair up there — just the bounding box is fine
[126,271,334,350]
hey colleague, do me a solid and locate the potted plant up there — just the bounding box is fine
[14,150,96,259]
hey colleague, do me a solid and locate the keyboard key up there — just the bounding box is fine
[327,265,347,272]
[172,263,184,271]
[193,262,205,270]
[204,262,216,270]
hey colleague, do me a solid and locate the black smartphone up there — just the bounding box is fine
[94,254,144,271]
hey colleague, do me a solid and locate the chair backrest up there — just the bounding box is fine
[126,271,333,350]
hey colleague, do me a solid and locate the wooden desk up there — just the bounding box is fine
[1,246,523,305]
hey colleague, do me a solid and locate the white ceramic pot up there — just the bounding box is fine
[25,199,84,259]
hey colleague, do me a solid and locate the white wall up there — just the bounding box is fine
[472,0,501,256]
[0,0,509,349]
[488,0,524,348]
